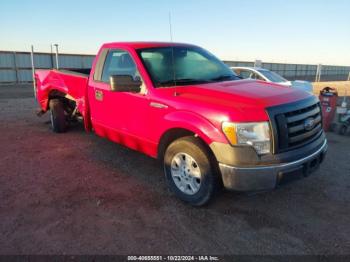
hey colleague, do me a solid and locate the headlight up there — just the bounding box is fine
[222,121,271,155]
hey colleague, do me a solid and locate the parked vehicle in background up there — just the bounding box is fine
[231,67,313,93]
[34,42,327,206]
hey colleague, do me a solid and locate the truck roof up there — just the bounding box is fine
[102,42,196,49]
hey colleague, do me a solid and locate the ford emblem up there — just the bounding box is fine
[304,117,315,131]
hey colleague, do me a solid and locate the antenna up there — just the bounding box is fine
[168,12,173,42]
[168,11,177,95]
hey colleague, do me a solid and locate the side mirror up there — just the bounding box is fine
[109,75,142,93]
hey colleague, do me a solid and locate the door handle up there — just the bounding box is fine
[150,102,168,109]
[95,89,103,101]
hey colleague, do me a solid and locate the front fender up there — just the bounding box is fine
[162,110,227,144]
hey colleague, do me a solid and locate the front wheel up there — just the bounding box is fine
[164,136,219,206]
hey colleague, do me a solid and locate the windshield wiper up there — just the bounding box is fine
[157,78,213,87]
[210,75,241,81]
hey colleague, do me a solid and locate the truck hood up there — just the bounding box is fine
[165,79,313,122]
[176,79,312,108]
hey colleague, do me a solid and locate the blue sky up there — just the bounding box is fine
[1,0,349,65]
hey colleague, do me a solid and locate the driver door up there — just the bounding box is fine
[88,48,150,150]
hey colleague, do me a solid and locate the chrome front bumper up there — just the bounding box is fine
[219,139,328,191]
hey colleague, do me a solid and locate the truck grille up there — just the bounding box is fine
[284,103,322,146]
[267,97,323,153]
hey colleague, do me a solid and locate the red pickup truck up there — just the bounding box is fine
[35,42,327,206]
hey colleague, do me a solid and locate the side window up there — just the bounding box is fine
[251,72,265,81]
[238,69,253,79]
[101,49,140,83]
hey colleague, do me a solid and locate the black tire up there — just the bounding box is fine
[164,136,219,206]
[49,99,67,133]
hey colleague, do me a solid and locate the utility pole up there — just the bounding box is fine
[53,44,59,69]
[50,44,54,68]
[254,60,262,67]
[30,45,36,98]
[315,64,322,82]
[13,51,19,84]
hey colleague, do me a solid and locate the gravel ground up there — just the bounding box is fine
[0,86,349,256]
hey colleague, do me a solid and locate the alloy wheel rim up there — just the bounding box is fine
[170,152,201,195]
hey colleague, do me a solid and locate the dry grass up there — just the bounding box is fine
[312,81,350,96]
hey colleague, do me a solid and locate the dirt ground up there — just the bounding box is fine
[0,85,349,256]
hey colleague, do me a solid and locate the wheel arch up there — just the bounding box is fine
[45,88,91,132]
[157,127,219,168]
[157,110,226,161]
[47,89,75,110]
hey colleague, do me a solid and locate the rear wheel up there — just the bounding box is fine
[49,99,67,133]
[164,136,218,206]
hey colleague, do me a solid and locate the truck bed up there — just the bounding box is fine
[35,68,90,118]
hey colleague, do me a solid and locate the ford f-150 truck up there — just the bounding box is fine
[35,42,327,206]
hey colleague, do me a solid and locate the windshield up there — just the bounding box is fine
[258,70,288,83]
[137,46,240,87]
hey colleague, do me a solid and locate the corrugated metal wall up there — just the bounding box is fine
[0,51,95,83]
[0,50,349,83]
[224,61,350,82]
